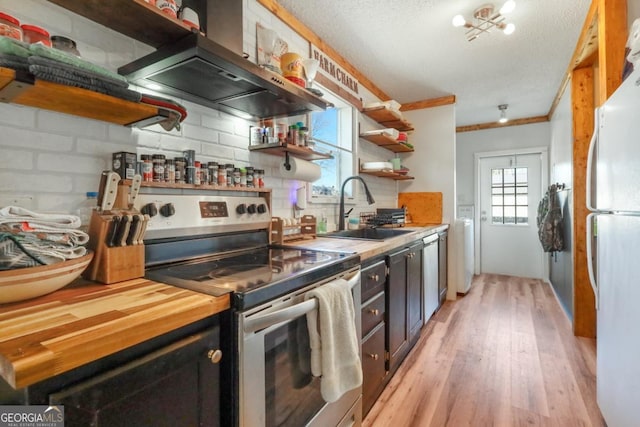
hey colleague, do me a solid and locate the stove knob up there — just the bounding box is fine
[247,204,257,214]
[141,203,158,217]
[160,203,175,217]
[236,203,247,215]
[257,203,267,214]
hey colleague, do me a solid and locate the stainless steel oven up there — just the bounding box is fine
[240,268,362,427]
[137,190,362,426]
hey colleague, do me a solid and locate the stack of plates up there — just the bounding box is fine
[361,161,393,171]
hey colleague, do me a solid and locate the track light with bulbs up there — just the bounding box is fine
[452,1,516,41]
[498,104,509,123]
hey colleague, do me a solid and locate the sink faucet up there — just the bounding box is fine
[338,176,376,231]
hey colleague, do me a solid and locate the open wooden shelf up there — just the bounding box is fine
[361,106,414,132]
[249,142,333,161]
[46,0,198,48]
[359,169,414,181]
[128,180,271,193]
[0,68,162,126]
[359,132,414,153]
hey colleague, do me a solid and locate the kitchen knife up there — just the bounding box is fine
[136,214,150,245]
[107,215,122,247]
[129,174,142,209]
[126,214,141,246]
[118,214,132,247]
[96,170,111,211]
[101,171,121,212]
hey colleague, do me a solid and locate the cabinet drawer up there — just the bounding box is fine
[361,260,386,302]
[361,291,385,338]
[361,322,386,416]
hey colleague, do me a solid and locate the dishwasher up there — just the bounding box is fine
[423,233,439,323]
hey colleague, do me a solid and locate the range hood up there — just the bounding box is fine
[118,32,331,120]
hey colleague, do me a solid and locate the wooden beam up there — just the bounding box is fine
[548,0,599,119]
[455,115,549,133]
[400,95,456,111]
[256,0,391,102]
[597,0,627,105]
[571,66,596,338]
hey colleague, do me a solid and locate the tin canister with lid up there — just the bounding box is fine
[0,12,22,41]
[281,53,305,87]
[21,24,51,46]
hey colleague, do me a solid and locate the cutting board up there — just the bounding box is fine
[398,192,442,224]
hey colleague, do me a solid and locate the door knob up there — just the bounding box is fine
[207,349,223,364]
[367,353,379,360]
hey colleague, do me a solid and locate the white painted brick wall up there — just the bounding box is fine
[0,0,395,224]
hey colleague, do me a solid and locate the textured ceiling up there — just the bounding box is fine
[276,0,591,126]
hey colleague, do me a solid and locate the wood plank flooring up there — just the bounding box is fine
[363,274,605,427]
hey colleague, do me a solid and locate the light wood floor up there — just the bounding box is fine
[363,274,605,427]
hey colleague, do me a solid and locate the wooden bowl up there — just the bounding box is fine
[0,252,94,304]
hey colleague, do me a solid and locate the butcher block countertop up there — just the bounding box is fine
[0,278,230,389]
[288,224,448,260]
[0,224,445,391]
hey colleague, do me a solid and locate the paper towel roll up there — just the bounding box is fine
[279,156,321,182]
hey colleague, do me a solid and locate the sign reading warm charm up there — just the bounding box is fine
[310,45,359,98]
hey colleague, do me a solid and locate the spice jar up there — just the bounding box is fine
[152,154,166,182]
[200,162,209,185]
[246,166,255,188]
[194,161,201,185]
[0,13,22,41]
[288,124,299,146]
[233,168,241,187]
[225,164,234,187]
[141,154,153,182]
[174,157,186,183]
[255,169,264,188]
[208,162,218,185]
[217,164,226,186]
[164,158,175,183]
[21,24,51,46]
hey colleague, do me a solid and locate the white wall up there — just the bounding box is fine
[456,122,551,208]
[0,0,397,227]
[400,105,456,224]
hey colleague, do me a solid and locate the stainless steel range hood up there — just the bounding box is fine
[118,32,331,120]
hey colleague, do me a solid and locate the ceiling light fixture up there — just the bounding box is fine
[452,1,516,41]
[498,104,509,123]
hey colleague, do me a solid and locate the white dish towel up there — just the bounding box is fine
[305,278,362,402]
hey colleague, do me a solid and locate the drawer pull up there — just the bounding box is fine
[367,308,380,316]
[369,273,379,281]
[207,349,223,364]
[367,353,379,360]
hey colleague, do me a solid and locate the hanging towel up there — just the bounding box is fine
[305,278,362,403]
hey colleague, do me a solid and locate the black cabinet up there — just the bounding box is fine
[386,241,422,376]
[360,260,387,417]
[1,315,229,427]
[406,241,423,344]
[438,231,448,306]
[50,326,223,427]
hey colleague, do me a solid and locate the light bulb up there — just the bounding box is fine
[503,23,515,35]
[499,116,508,124]
[498,105,509,123]
[452,15,466,27]
[500,0,516,15]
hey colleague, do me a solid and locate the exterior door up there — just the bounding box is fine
[478,152,544,278]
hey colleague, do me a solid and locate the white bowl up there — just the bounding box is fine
[0,252,94,304]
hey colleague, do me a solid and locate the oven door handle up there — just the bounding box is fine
[243,270,360,334]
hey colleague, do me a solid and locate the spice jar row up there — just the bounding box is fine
[112,151,265,188]
[250,121,312,148]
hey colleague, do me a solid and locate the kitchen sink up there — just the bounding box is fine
[320,228,413,241]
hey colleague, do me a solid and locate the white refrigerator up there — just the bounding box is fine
[587,68,640,427]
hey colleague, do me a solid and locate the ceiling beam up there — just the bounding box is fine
[400,95,456,111]
[456,115,549,133]
[547,0,599,119]
[256,0,391,102]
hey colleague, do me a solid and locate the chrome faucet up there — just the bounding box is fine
[338,176,376,230]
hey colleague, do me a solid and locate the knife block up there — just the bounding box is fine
[83,211,145,284]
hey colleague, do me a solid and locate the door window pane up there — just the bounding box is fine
[491,167,529,225]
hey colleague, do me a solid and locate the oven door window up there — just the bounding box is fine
[264,315,324,426]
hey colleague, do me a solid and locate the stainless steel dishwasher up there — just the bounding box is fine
[423,233,439,323]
